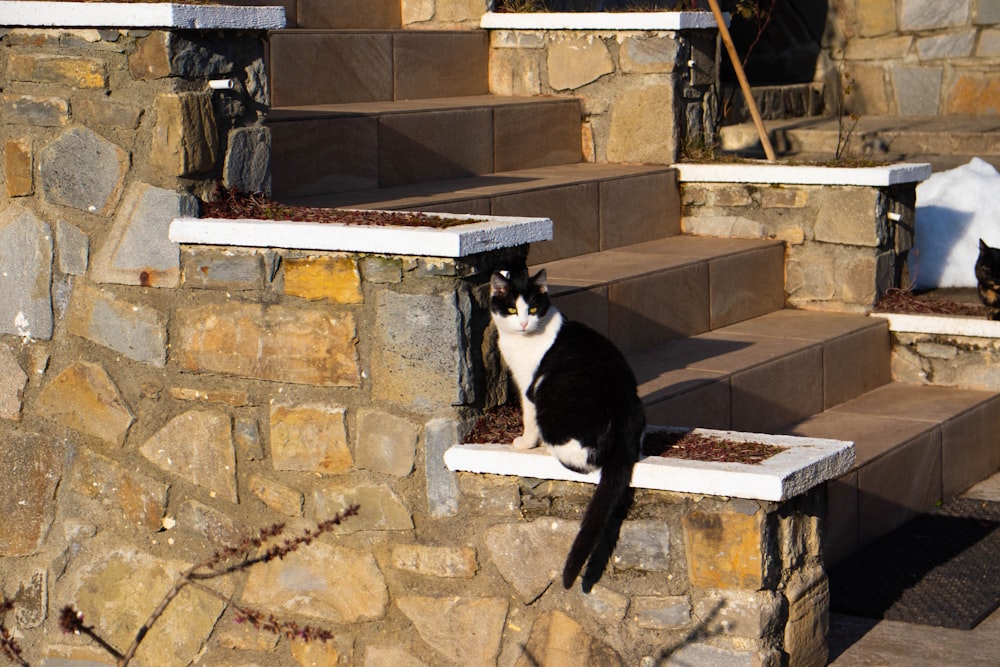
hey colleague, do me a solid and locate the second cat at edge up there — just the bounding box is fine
[490,268,644,589]
[975,238,1000,320]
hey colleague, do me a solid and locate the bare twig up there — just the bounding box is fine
[2,506,360,667]
[1,598,29,667]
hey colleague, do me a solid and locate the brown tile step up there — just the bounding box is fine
[267,95,584,199]
[293,0,401,29]
[268,29,487,107]
[628,309,890,433]
[781,382,1000,565]
[282,163,681,264]
[537,236,786,353]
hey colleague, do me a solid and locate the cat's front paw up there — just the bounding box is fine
[512,434,539,450]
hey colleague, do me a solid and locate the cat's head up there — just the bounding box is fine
[490,268,553,335]
[977,239,1000,283]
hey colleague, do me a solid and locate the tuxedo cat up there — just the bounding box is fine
[490,268,644,588]
[975,239,1000,319]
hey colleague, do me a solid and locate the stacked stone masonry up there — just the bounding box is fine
[682,180,917,310]
[823,0,1000,115]
[1,18,828,667]
[489,27,718,164]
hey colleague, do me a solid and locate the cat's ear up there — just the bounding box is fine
[982,239,988,251]
[531,268,548,293]
[491,271,511,296]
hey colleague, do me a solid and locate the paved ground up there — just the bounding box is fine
[827,471,1000,666]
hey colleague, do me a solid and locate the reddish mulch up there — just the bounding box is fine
[199,185,467,228]
[642,429,785,464]
[465,405,785,464]
[873,288,989,318]
[465,404,524,444]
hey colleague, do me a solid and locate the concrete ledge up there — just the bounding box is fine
[445,427,854,502]
[169,213,553,257]
[0,1,286,29]
[677,162,932,186]
[872,312,1000,337]
[481,10,721,31]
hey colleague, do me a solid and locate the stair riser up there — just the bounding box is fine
[296,0,401,29]
[268,31,488,107]
[268,100,583,198]
[641,320,890,434]
[550,243,785,354]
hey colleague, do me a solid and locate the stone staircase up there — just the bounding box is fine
[720,113,1000,172]
[263,3,1000,566]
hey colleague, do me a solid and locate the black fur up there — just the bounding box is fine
[975,239,1000,319]
[491,269,644,588]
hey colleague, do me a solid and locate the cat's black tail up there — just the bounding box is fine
[562,457,634,588]
[561,414,641,589]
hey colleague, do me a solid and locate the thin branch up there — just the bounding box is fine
[1,598,29,667]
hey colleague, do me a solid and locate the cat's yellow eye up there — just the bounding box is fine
[507,307,517,314]
[529,307,538,314]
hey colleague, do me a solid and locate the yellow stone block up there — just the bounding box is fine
[10,53,106,88]
[291,638,340,666]
[270,403,353,474]
[4,137,32,197]
[682,509,766,589]
[35,361,133,445]
[946,74,1000,115]
[283,255,363,303]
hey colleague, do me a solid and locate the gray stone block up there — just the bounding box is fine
[65,283,168,367]
[632,595,691,630]
[892,66,943,115]
[613,520,671,571]
[425,417,461,518]
[977,0,1000,25]
[180,246,265,290]
[371,289,474,410]
[91,182,198,288]
[56,220,89,275]
[899,0,971,31]
[224,125,272,195]
[0,207,53,340]
[39,126,127,216]
[915,30,976,60]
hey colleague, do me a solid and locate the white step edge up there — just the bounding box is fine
[676,162,932,186]
[480,11,722,31]
[0,1,286,29]
[445,427,854,502]
[169,212,553,258]
[872,312,1000,338]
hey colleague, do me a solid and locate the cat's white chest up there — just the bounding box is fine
[497,312,561,393]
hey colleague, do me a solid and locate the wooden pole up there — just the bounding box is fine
[706,0,776,162]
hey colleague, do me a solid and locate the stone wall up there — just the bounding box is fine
[890,327,1000,390]
[0,17,831,667]
[681,180,917,311]
[403,0,490,29]
[0,27,272,307]
[489,27,718,164]
[821,0,1000,116]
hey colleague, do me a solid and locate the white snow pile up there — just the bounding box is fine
[910,157,1000,289]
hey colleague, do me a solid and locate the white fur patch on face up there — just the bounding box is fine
[550,439,596,474]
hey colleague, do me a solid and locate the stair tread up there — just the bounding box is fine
[538,236,782,291]
[279,163,675,210]
[628,309,883,406]
[267,94,579,121]
[784,382,1000,470]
